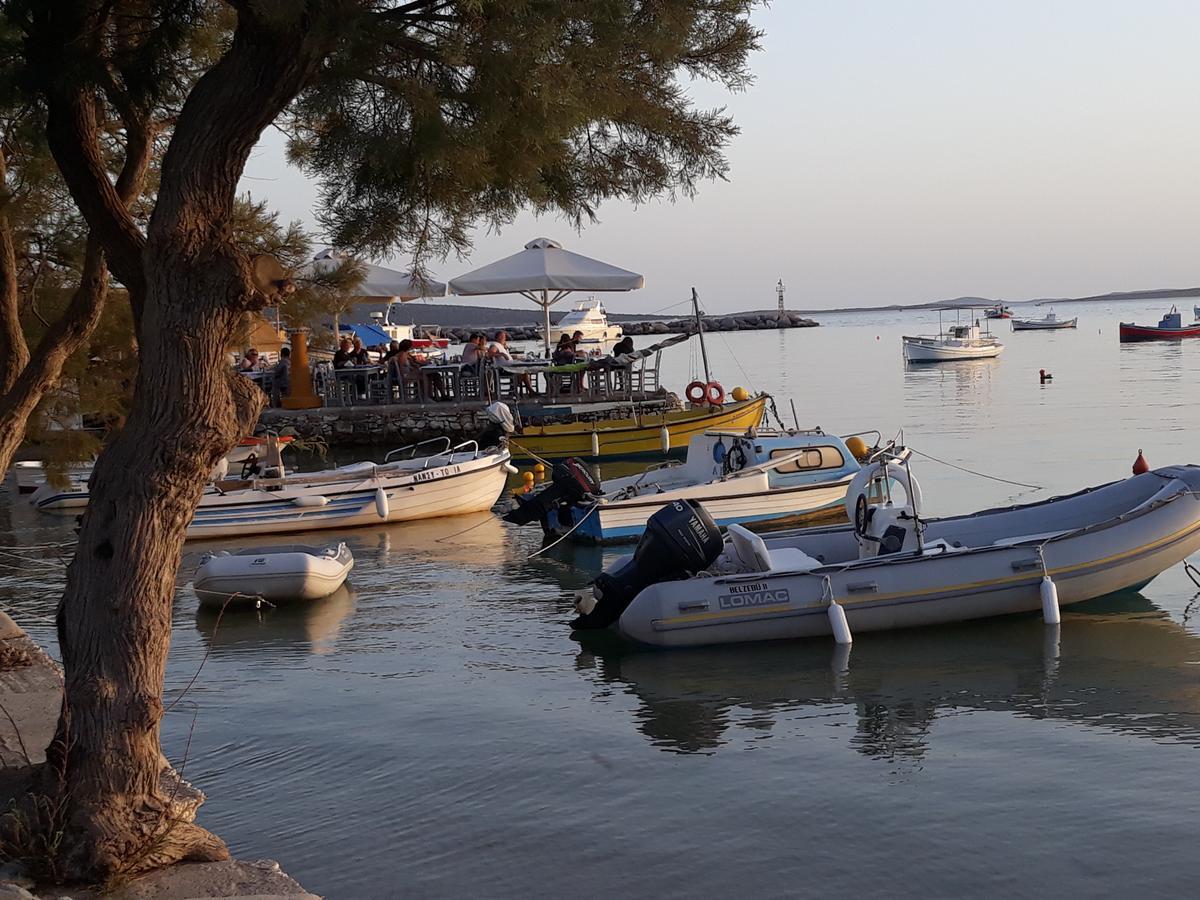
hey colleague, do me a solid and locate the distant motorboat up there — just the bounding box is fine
[1119,307,1200,342]
[506,428,900,543]
[984,304,1013,319]
[902,311,1003,362]
[544,298,623,352]
[193,542,354,608]
[1011,310,1077,331]
[570,458,1200,647]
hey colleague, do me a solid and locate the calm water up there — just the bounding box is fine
[4,300,1200,898]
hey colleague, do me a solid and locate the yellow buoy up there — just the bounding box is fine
[731,386,749,402]
[522,471,535,483]
[533,463,546,474]
[846,435,869,461]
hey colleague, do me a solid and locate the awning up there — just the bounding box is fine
[343,323,392,346]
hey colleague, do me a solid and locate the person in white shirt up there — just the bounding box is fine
[486,330,513,361]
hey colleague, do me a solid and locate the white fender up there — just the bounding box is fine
[659,426,671,454]
[844,461,923,523]
[291,495,329,508]
[375,487,390,519]
[827,599,852,645]
[590,431,600,457]
[1040,575,1060,625]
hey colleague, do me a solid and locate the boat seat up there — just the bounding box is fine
[727,524,822,574]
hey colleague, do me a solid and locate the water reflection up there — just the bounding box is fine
[575,594,1200,757]
[194,584,357,656]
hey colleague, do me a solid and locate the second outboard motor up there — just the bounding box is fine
[504,458,601,527]
[572,499,723,631]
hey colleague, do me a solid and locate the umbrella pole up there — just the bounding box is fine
[543,290,552,357]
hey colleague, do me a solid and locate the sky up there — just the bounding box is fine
[238,1,1200,314]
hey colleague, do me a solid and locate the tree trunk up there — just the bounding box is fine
[38,10,329,882]
[0,236,109,477]
[0,150,30,395]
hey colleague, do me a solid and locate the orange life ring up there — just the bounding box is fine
[685,380,707,404]
[705,381,725,405]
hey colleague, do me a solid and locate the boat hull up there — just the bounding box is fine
[510,395,768,461]
[1011,318,1077,331]
[554,477,852,543]
[902,338,1004,362]
[194,545,354,606]
[605,467,1200,647]
[185,453,510,540]
[1119,322,1200,342]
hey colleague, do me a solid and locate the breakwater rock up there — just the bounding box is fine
[416,311,817,344]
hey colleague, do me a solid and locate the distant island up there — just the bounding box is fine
[359,285,1200,331]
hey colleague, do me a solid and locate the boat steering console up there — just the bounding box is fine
[846,460,923,558]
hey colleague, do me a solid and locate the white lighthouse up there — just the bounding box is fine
[776,278,785,313]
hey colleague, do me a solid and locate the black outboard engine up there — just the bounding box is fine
[504,458,601,528]
[571,499,723,631]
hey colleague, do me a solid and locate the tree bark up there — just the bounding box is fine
[0,236,109,477]
[40,9,330,882]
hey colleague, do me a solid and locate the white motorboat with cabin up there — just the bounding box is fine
[507,429,902,543]
[902,309,1003,362]
[1011,310,1077,331]
[544,298,623,353]
[193,542,355,608]
[570,455,1200,647]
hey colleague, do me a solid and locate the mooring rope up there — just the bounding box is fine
[526,502,601,559]
[908,447,1044,490]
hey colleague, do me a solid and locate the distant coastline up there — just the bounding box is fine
[362,286,1200,329]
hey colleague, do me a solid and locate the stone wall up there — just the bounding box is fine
[259,405,492,445]
[420,311,817,343]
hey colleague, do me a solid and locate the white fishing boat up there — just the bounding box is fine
[902,309,1003,362]
[544,298,623,352]
[506,429,900,543]
[571,456,1200,647]
[193,542,354,608]
[186,439,513,540]
[1011,310,1077,331]
[19,435,294,506]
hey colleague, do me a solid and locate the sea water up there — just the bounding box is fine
[3,299,1200,897]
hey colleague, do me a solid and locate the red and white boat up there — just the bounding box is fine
[1119,307,1200,342]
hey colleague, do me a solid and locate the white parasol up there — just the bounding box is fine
[449,238,644,354]
[304,248,447,301]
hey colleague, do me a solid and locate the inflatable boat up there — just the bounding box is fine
[193,542,354,608]
[571,458,1200,647]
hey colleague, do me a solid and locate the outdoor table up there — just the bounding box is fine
[333,365,384,405]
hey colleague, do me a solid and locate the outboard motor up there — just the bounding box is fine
[572,499,723,631]
[504,458,601,527]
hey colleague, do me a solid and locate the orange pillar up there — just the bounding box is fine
[282,328,322,409]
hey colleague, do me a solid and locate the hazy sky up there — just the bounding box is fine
[239,1,1200,313]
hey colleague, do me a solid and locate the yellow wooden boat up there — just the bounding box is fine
[509,394,768,461]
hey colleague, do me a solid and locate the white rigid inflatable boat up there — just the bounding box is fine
[193,542,354,608]
[571,457,1200,647]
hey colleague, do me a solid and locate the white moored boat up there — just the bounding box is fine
[506,429,901,543]
[545,298,623,352]
[902,310,1003,362]
[570,455,1200,647]
[193,543,354,608]
[1011,310,1077,331]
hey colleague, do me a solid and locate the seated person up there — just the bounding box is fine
[381,340,403,363]
[238,348,260,372]
[332,338,354,369]
[486,330,514,361]
[461,332,486,368]
[551,333,577,366]
[271,347,291,406]
[349,337,371,366]
[613,335,634,356]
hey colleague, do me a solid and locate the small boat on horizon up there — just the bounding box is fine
[902,310,1004,362]
[506,428,899,543]
[569,458,1200,648]
[1011,310,1077,331]
[1119,307,1200,342]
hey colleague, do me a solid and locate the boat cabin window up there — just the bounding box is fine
[770,446,845,473]
[949,325,970,338]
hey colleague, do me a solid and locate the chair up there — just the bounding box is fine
[726,524,821,574]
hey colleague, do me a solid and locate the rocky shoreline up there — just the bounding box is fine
[416,310,818,344]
